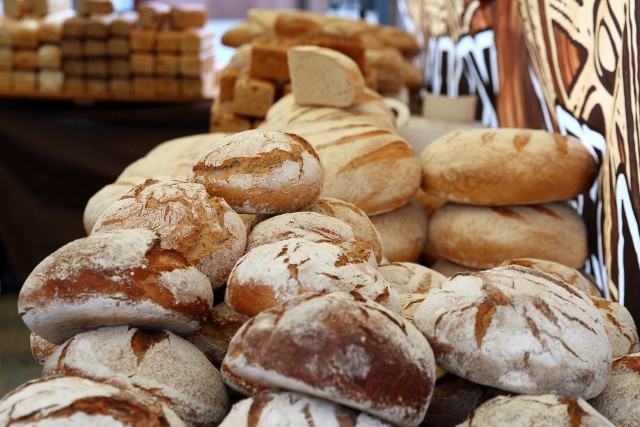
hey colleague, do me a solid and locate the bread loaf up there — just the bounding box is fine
[429,202,588,269]
[222,291,436,427]
[430,258,480,277]
[370,201,428,262]
[220,363,267,397]
[92,180,247,289]
[380,262,446,294]
[190,129,324,214]
[43,326,229,426]
[590,297,640,357]
[18,228,213,344]
[225,238,400,316]
[420,129,597,205]
[413,266,612,399]
[169,4,207,30]
[589,353,640,427]
[83,178,144,234]
[29,332,57,366]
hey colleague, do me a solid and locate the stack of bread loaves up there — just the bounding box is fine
[421,129,598,274]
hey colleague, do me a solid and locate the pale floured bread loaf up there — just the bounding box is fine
[308,197,383,263]
[92,180,247,289]
[379,262,446,294]
[457,394,614,427]
[18,229,213,344]
[225,238,400,316]
[83,177,144,234]
[288,45,364,108]
[0,376,186,426]
[190,129,324,214]
[590,297,640,358]
[429,202,588,269]
[369,201,428,262]
[188,303,250,368]
[43,326,228,426]
[246,211,357,251]
[222,292,436,427]
[589,353,640,427]
[29,332,57,366]
[501,258,601,297]
[413,266,612,399]
[220,363,268,397]
[420,129,597,205]
[219,390,392,426]
[430,258,480,277]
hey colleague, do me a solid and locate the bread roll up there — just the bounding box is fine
[29,332,57,366]
[590,297,640,357]
[457,394,614,426]
[380,262,446,294]
[225,238,400,316]
[413,266,612,399]
[0,376,186,426]
[288,45,365,108]
[420,129,597,205]
[43,326,229,426]
[589,353,640,427]
[190,129,324,214]
[222,292,436,427]
[18,228,213,344]
[92,180,247,289]
[370,201,428,262]
[429,202,588,269]
[219,390,392,426]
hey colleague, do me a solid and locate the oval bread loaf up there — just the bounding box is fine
[420,129,597,205]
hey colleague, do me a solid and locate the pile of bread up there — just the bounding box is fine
[0,0,214,97]
[4,44,640,427]
[211,8,423,132]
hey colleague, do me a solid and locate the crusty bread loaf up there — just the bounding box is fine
[308,197,383,263]
[0,376,186,426]
[219,390,392,426]
[380,262,446,294]
[413,266,612,399]
[29,332,57,366]
[420,129,597,205]
[429,202,588,269]
[190,129,324,214]
[369,201,428,262]
[222,291,436,427]
[92,180,247,289]
[590,297,640,358]
[220,363,268,397]
[43,326,228,426]
[288,45,365,108]
[274,11,323,38]
[225,238,400,316]
[250,36,299,81]
[589,353,640,427]
[18,229,213,344]
[83,178,145,234]
[501,258,601,297]
[430,258,480,277]
[457,394,614,426]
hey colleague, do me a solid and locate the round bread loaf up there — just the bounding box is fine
[18,229,213,344]
[428,202,588,268]
[246,211,357,251]
[430,258,480,277]
[43,326,228,426]
[83,178,143,234]
[590,297,640,358]
[92,180,247,289]
[222,291,436,427]
[225,238,400,316]
[457,394,614,426]
[589,353,640,426]
[189,129,324,214]
[413,266,612,399]
[220,363,268,397]
[219,390,392,426]
[308,197,383,263]
[420,129,597,205]
[30,332,57,366]
[188,303,250,368]
[369,201,428,263]
[0,376,186,426]
[501,258,601,296]
[379,262,446,294]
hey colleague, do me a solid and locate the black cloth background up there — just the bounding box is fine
[0,99,210,284]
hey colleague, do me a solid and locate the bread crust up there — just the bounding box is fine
[370,202,428,262]
[589,353,640,427]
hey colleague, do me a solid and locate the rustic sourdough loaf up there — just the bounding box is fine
[287,45,365,108]
[369,201,428,262]
[420,129,597,205]
[589,353,640,427]
[222,292,436,427]
[590,297,640,358]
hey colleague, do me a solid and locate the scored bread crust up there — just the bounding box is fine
[589,353,640,427]
[18,229,214,344]
[428,202,588,269]
[190,129,325,214]
[420,129,597,205]
[589,298,640,358]
[222,292,436,427]
[413,266,612,399]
